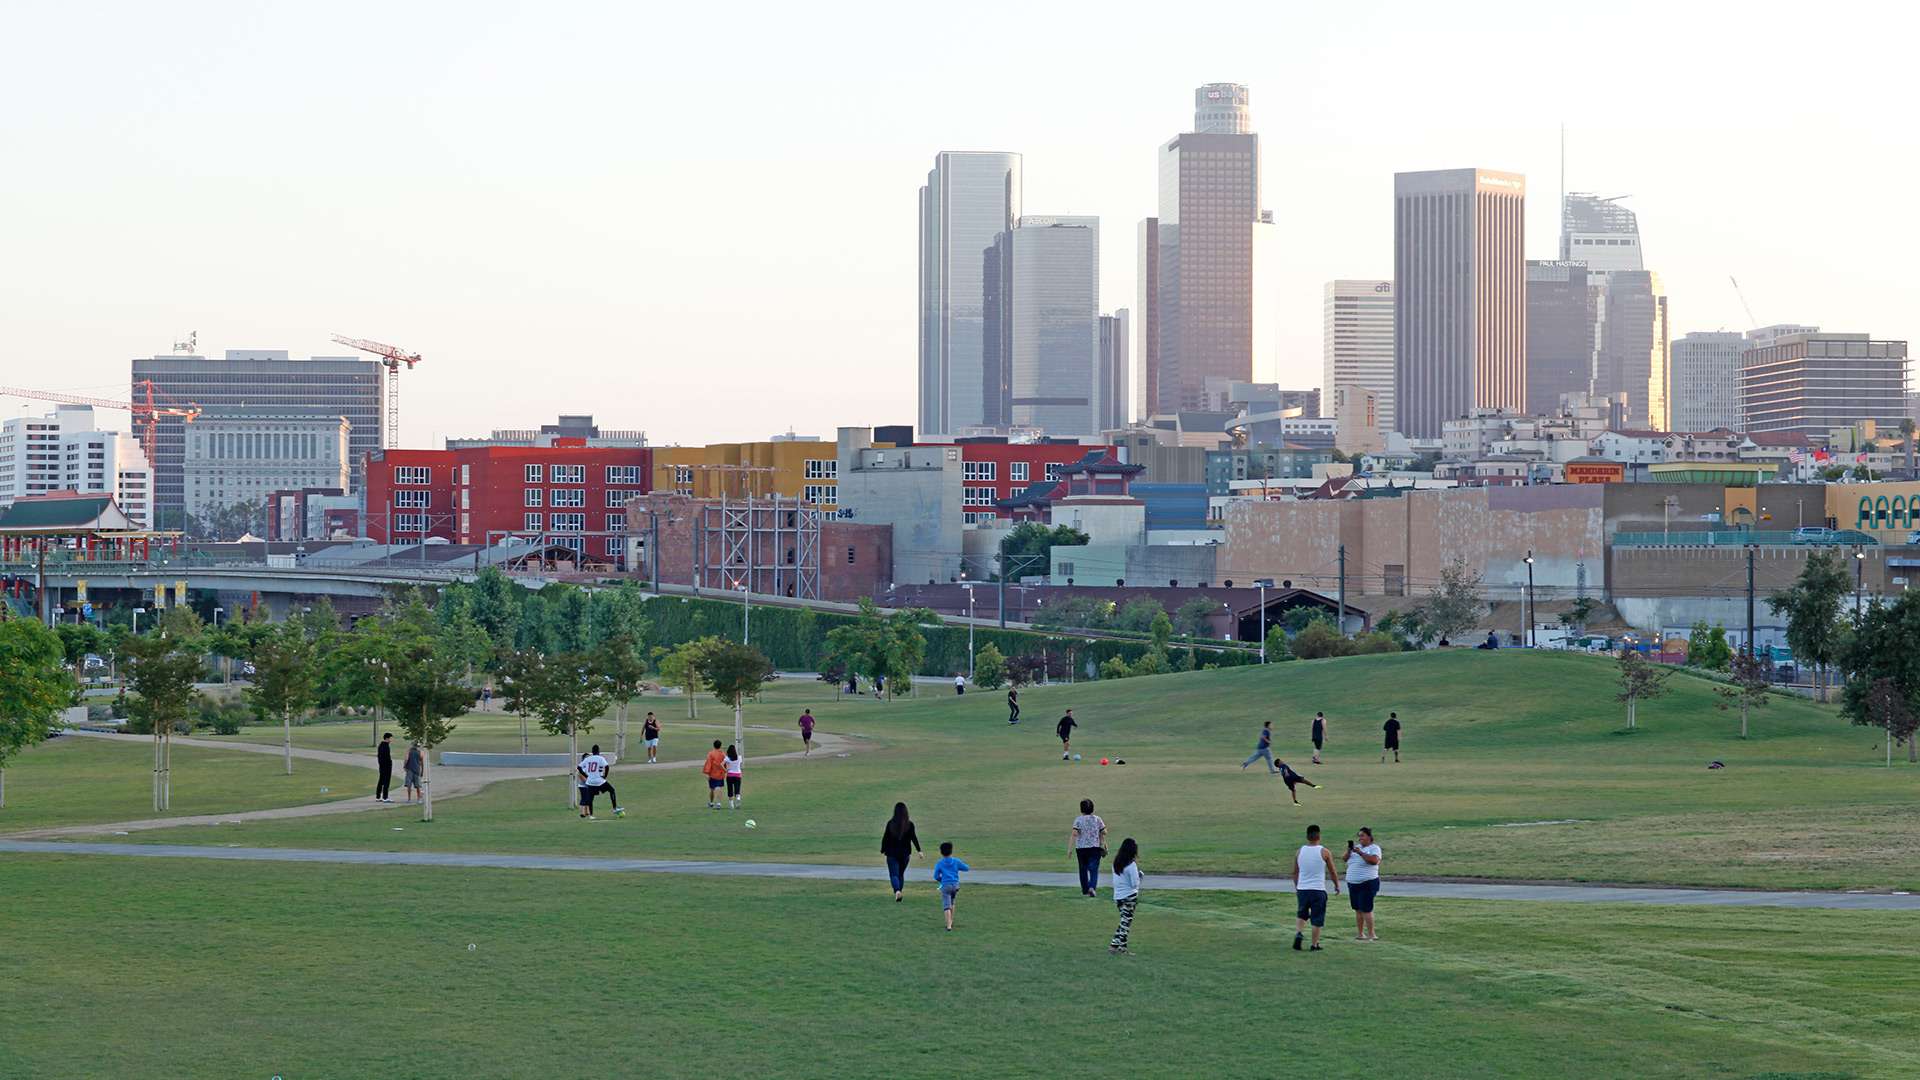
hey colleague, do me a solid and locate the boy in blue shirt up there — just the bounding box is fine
[933,841,970,931]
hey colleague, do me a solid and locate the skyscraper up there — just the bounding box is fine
[1009,215,1100,436]
[1670,331,1747,432]
[1525,261,1595,414]
[1392,169,1527,438]
[1151,84,1264,413]
[1135,217,1158,421]
[918,151,1022,437]
[0,405,152,526]
[132,349,384,531]
[1322,280,1396,437]
[1742,332,1910,438]
[1560,193,1669,429]
[1099,309,1130,432]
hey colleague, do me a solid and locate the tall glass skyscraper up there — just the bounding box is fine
[1525,261,1595,414]
[918,151,1022,437]
[1560,193,1669,429]
[1009,216,1100,436]
[1392,169,1527,438]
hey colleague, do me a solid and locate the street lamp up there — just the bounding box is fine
[213,606,227,682]
[132,606,146,636]
[1854,547,1866,615]
[1254,578,1274,663]
[964,584,976,680]
[739,584,750,645]
[1522,551,1536,648]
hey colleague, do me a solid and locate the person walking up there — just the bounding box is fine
[798,709,816,755]
[1291,824,1341,952]
[1381,712,1401,764]
[1007,687,1020,725]
[577,744,624,819]
[642,712,661,764]
[375,732,395,803]
[954,674,965,696]
[402,741,424,804]
[1069,799,1107,897]
[846,672,859,696]
[1242,721,1277,774]
[932,841,970,931]
[1109,838,1142,955]
[480,684,493,712]
[723,744,744,809]
[1056,709,1078,760]
[880,802,921,901]
[1276,758,1319,806]
[1310,711,1329,765]
[702,739,727,808]
[1345,827,1382,941]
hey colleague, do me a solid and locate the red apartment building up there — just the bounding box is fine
[930,439,1118,523]
[365,442,652,563]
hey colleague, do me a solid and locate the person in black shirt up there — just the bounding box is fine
[1276,759,1318,805]
[880,802,921,901]
[1056,710,1078,760]
[374,732,394,803]
[1007,687,1020,725]
[1381,712,1401,764]
[1310,711,1328,764]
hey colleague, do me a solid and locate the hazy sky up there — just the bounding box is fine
[2,2,1912,447]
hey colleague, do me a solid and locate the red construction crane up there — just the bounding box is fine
[331,335,422,448]
[0,380,201,458]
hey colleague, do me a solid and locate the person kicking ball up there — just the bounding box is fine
[1057,709,1078,760]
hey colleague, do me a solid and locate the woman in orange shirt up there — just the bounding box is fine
[702,739,728,809]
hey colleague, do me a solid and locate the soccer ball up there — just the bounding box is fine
[1099,758,1110,766]
[1072,754,1081,761]
[744,819,758,829]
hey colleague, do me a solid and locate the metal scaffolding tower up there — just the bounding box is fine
[700,494,823,600]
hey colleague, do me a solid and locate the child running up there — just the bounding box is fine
[724,744,744,808]
[702,739,727,809]
[1276,757,1320,805]
[933,841,970,931]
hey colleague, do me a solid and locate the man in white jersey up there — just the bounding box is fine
[576,745,623,820]
[1291,823,1341,952]
[1344,827,1382,941]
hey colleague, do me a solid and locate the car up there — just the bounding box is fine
[1793,526,1838,543]
[1906,531,1920,546]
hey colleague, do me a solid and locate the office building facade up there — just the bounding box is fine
[1009,215,1100,436]
[1392,169,1527,438]
[1742,332,1910,439]
[1099,309,1130,433]
[1322,279,1396,437]
[1597,270,1670,430]
[0,405,152,527]
[182,408,351,523]
[1524,261,1594,414]
[1152,84,1265,413]
[1135,218,1159,421]
[1670,331,1747,432]
[132,349,383,530]
[918,151,1022,437]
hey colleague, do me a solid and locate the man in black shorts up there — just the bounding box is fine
[1056,709,1077,760]
[1381,711,1401,764]
[1007,687,1020,725]
[1310,711,1328,764]
[1275,758,1318,805]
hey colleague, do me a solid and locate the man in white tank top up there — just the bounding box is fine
[1291,824,1341,952]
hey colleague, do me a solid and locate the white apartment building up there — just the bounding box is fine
[1669,331,1747,432]
[183,407,350,522]
[0,405,152,526]
[1323,279,1395,437]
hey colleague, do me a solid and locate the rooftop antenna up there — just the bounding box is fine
[171,331,197,355]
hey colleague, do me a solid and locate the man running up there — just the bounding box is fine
[577,744,622,819]
[1056,709,1078,760]
[798,708,816,755]
[1276,757,1319,805]
[1242,721,1277,774]
[702,739,728,809]
[1007,687,1020,725]
[1310,711,1328,765]
[1381,711,1401,764]
[1292,824,1341,952]
[642,712,661,764]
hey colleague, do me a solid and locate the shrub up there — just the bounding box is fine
[1290,622,1353,660]
[1098,656,1134,681]
[973,644,1007,690]
[86,703,114,724]
[1351,631,1402,655]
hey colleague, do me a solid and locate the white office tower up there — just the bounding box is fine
[1323,280,1396,437]
[0,405,152,526]
[1009,215,1101,436]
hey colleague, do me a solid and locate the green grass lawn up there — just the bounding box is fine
[0,737,373,831]
[0,854,1913,1079]
[108,651,1920,891]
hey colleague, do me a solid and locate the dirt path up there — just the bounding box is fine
[6,726,868,840]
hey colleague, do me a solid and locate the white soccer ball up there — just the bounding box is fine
[744,819,758,829]
[467,943,476,951]
[1072,754,1081,761]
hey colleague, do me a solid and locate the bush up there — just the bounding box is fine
[1351,631,1402,655]
[86,703,114,724]
[1098,656,1135,681]
[973,644,1007,690]
[1290,622,1353,660]
[194,698,253,735]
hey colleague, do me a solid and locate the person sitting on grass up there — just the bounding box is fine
[933,841,970,932]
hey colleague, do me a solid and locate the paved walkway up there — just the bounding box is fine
[5,840,1916,910]
[7,726,864,840]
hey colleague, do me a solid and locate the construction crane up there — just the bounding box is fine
[1729,277,1760,328]
[330,335,422,447]
[0,380,201,457]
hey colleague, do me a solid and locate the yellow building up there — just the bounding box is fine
[1827,480,1920,543]
[651,441,838,509]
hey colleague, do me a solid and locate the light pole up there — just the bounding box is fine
[213,606,227,683]
[964,584,976,681]
[739,584,750,645]
[1854,547,1866,616]
[132,606,146,636]
[1255,578,1273,662]
[1523,551,1536,648]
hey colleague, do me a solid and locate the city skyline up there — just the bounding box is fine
[0,3,1912,446]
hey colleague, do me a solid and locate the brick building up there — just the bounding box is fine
[364,441,651,565]
[623,492,891,601]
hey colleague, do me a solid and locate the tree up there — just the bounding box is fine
[1282,607,1333,635]
[593,632,649,757]
[1715,650,1771,738]
[1291,621,1352,660]
[1172,597,1218,639]
[495,648,540,753]
[657,637,723,718]
[0,619,77,808]
[1418,558,1484,644]
[1560,596,1600,638]
[521,652,612,809]
[997,521,1089,581]
[1004,653,1046,687]
[1374,608,1431,649]
[53,622,105,669]
[1112,597,1166,634]
[824,598,925,702]
[1350,631,1401,655]
[1687,621,1732,672]
[1614,649,1672,729]
[1859,679,1918,766]
[972,643,1007,690]
[1148,610,1174,653]
[702,641,773,760]
[385,626,470,821]
[1840,590,1920,763]
[1769,552,1850,702]
[185,498,267,541]
[243,625,318,775]
[322,616,402,751]
[463,566,521,650]
[122,630,205,810]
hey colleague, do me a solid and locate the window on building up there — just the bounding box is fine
[847,546,856,564]
[460,489,469,509]
[394,466,431,485]
[803,484,834,504]
[963,486,996,506]
[525,463,543,482]
[551,488,585,507]
[524,513,543,531]
[461,464,470,485]
[963,460,997,482]
[1045,463,1066,482]
[605,465,642,485]
[525,488,543,507]
[550,513,585,532]
[1010,461,1029,482]
[963,511,1000,524]
[551,464,584,484]
[605,537,624,556]
[605,490,632,508]
[673,466,693,485]
[393,489,430,509]
[556,536,585,555]
[606,513,626,532]
[805,459,837,479]
[394,513,427,533]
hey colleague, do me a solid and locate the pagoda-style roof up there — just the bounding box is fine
[1053,448,1145,478]
[0,493,139,534]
